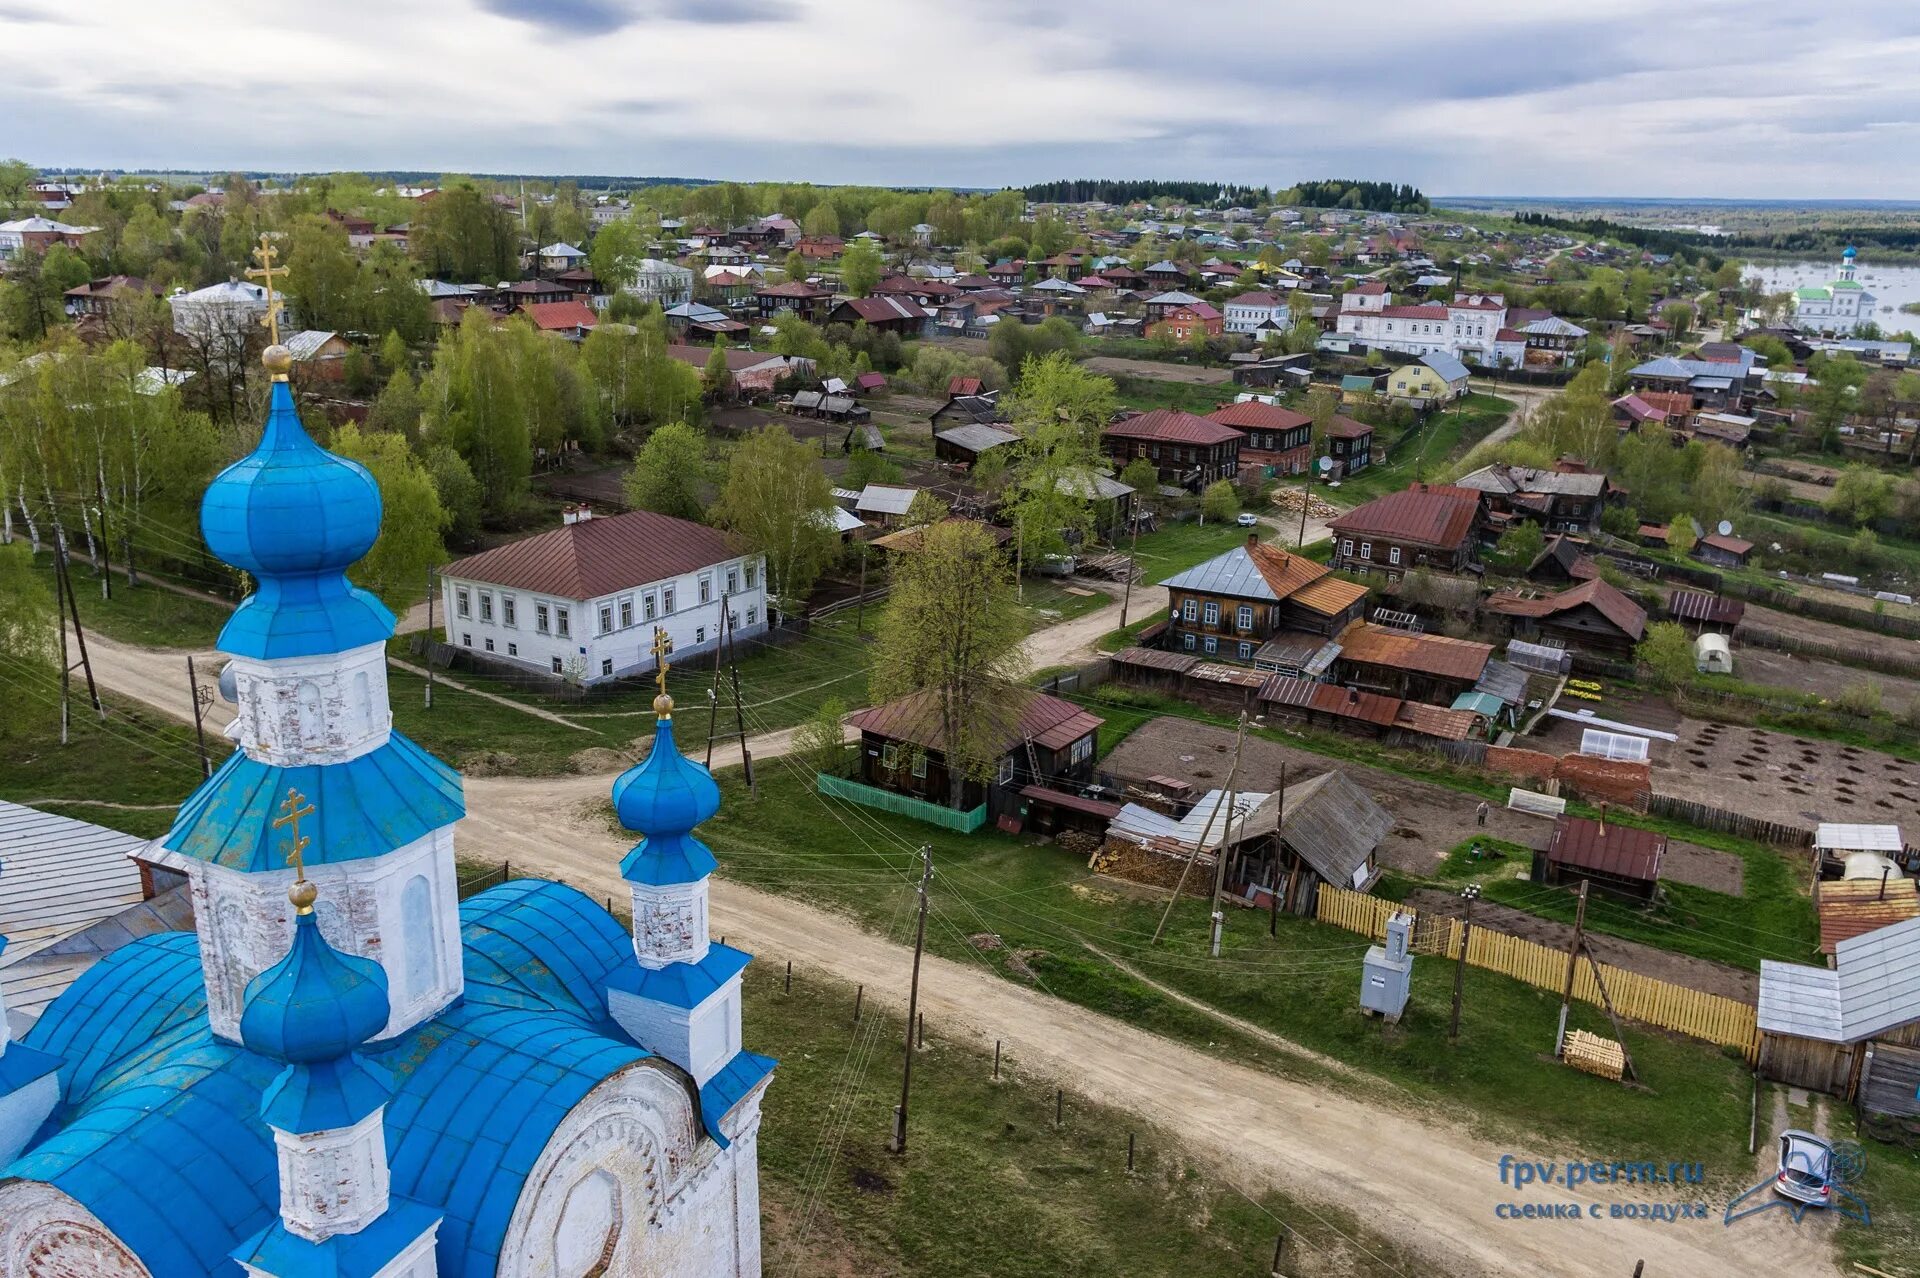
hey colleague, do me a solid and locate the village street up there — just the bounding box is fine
[64,620,1842,1277]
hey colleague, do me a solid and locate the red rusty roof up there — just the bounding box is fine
[1328,486,1478,550]
[1336,622,1492,682]
[848,688,1101,757]
[442,510,743,600]
[1545,815,1665,883]
[519,300,598,331]
[1104,409,1242,447]
[1207,401,1311,432]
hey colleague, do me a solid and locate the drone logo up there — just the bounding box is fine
[1725,1133,1870,1227]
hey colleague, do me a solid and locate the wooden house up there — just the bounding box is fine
[1693,533,1754,569]
[1484,578,1648,659]
[1158,535,1369,664]
[1333,622,1493,703]
[1206,401,1313,476]
[844,688,1103,821]
[1325,416,1375,476]
[1101,410,1242,490]
[1757,916,1920,1103]
[1327,485,1481,580]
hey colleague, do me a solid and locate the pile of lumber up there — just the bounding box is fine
[1564,1030,1627,1081]
[1270,487,1341,520]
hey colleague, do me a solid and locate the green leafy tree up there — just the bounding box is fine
[1201,479,1238,523]
[0,541,55,671]
[844,448,901,490]
[1491,522,1545,571]
[1667,515,1697,556]
[424,444,483,545]
[839,238,884,298]
[702,343,735,402]
[802,201,841,238]
[588,216,648,294]
[871,519,1031,807]
[710,425,839,619]
[330,425,448,608]
[410,181,517,282]
[622,421,710,522]
[421,309,532,519]
[1636,620,1696,689]
[380,329,412,375]
[793,695,850,775]
[1828,465,1896,526]
[1119,456,1159,500]
[117,203,172,275]
[285,214,359,332]
[367,368,423,443]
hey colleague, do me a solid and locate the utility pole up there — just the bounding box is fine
[1297,444,1314,548]
[423,566,435,710]
[187,656,213,779]
[1554,879,1590,1058]
[1269,763,1287,937]
[1207,713,1249,958]
[52,528,104,745]
[726,604,754,795]
[890,843,934,1156]
[1449,884,1480,1044]
[705,598,728,768]
[1118,509,1141,629]
[1153,712,1246,945]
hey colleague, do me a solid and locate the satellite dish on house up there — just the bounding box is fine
[1716,520,1734,537]
[1318,456,1334,473]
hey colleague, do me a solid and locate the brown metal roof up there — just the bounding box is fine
[1324,415,1373,439]
[1545,815,1665,883]
[1103,409,1243,447]
[1019,785,1123,820]
[442,510,742,600]
[847,688,1101,758]
[1112,646,1199,673]
[1288,575,1369,618]
[1336,622,1492,682]
[1668,590,1744,627]
[1327,486,1478,550]
[1206,400,1311,431]
[1257,675,1401,727]
[1391,702,1479,741]
[1817,877,1920,954]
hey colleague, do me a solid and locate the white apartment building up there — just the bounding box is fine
[627,257,696,307]
[438,507,768,685]
[1334,284,1521,365]
[1223,290,1289,334]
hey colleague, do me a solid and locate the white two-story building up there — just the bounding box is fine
[1335,285,1520,365]
[438,506,768,685]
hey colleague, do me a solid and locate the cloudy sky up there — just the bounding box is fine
[6,0,1920,198]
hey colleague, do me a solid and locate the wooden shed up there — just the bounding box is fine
[1532,814,1664,902]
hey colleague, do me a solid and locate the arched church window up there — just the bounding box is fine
[402,875,437,1001]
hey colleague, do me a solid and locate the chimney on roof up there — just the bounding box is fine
[1246,533,1260,551]
[1596,801,1608,837]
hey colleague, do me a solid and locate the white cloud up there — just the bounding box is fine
[3,0,1918,196]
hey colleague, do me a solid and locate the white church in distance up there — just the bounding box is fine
[1790,246,1878,334]
[0,342,772,1278]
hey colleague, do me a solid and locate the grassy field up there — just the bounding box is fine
[698,762,1760,1173]
[1331,393,1516,506]
[37,559,235,649]
[1110,374,1235,416]
[0,667,226,838]
[743,964,1417,1278]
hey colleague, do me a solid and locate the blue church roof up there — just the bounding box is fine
[241,910,391,1066]
[6,880,769,1278]
[163,732,464,871]
[613,714,722,887]
[201,379,393,660]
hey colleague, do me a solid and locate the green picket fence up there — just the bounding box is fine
[815,773,987,833]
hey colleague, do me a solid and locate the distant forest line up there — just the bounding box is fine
[1022,177,1429,213]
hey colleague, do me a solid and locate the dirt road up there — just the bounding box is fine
[453,773,1838,1278]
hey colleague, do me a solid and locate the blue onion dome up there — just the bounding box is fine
[1844,245,1858,258]
[613,695,721,886]
[200,367,394,659]
[240,887,391,1065]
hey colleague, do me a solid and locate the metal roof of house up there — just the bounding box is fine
[1419,351,1470,383]
[1760,915,1920,1042]
[1159,541,1330,604]
[855,484,920,516]
[1545,814,1665,882]
[847,688,1100,758]
[1473,658,1530,706]
[1816,877,1920,955]
[935,423,1020,454]
[0,801,147,958]
[1454,464,1608,499]
[1258,675,1400,727]
[1104,409,1242,447]
[442,509,743,599]
[1112,646,1199,673]
[1523,316,1589,338]
[1484,579,1647,641]
[1668,589,1745,627]
[1336,622,1492,682]
[1110,789,1275,852]
[1327,486,1479,550]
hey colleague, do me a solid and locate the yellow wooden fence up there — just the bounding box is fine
[1316,886,1760,1059]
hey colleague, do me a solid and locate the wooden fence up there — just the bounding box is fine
[1314,886,1761,1059]
[1738,621,1920,680]
[1720,580,1920,640]
[1646,792,1814,848]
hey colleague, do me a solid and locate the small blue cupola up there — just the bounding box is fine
[201,355,394,661]
[606,672,756,1112]
[232,870,441,1278]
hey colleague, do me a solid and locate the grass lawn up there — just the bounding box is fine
[388,668,624,776]
[0,668,228,838]
[699,763,1760,1174]
[1126,520,1256,583]
[742,964,1416,1278]
[1110,374,1235,416]
[36,558,235,649]
[1330,392,1515,507]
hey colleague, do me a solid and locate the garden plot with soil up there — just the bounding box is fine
[1660,719,1920,831]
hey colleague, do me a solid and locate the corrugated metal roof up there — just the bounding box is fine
[1668,589,1744,626]
[1105,409,1243,447]
[1761,915,1920,1042]
[856,484,920,516]
[934,423,1019,453]
[1258,675,1401,726]
[1817,877,1920,955]
[1328,486,1479,550]
[1815,823,1904,853]
[443,509,745,600]
[0,801,147,956]
[847,688,1100,758]
[1112,646,1199,673]
[1289,575,1369,617]
[1338,622,1492,682]
[1474,659,1529,706]
[1484,579,1646,640]
[1158,541,1333,605]
[1545,814,1664,882]
[1392,702,1480,741]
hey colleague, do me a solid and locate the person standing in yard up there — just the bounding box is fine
[1476,800,1489,827]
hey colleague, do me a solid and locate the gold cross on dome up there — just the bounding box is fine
[651,627,674,696]
[274,785,315,881]
[246,234,286,346]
